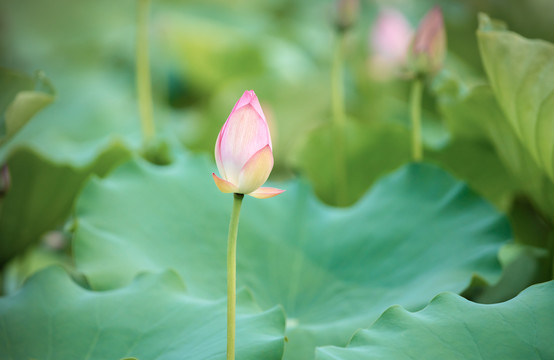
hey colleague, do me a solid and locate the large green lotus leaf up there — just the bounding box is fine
[478,14,554,182]
[291,121,411,206]
[0,266,285,360]
[316,280,554,359]
[74,147,509,359]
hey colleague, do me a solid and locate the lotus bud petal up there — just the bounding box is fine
[410,6,446,76]
[214,90,284,198]
[369,8,413,80]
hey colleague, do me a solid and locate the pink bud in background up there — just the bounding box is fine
[410,6,446,75]
[213,90,285,199]
[369,8,413,80]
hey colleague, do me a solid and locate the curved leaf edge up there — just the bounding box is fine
[316,280,554,358]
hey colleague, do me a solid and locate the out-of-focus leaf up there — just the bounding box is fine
[73,147,509,359]
[0,74,137,267]
[0,69,54,141]
[292,121,411,206]
[433,72,554,222]
[1,231,76,295]
[471,242,549,304]
[0,69,34,117]
[433,73,554,293]
[5,91,54,138]
[0,145,130,267]
[0,0,141,266]
[0,267,286,360]
[158,6,332,169]
[478,13,554,182]
[316,280,554,360]
[427,139,518,211]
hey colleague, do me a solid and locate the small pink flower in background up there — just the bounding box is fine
[410,6,446,75]
[213,90,285,199]
[369,8,413,80]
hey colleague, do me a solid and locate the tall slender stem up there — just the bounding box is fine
[410,78,423,162]
[136,0,155,144]
[331,32,348,206]
[227,193,244,360]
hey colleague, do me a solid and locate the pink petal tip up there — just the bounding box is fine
[212,173,238,194]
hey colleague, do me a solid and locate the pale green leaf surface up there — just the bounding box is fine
[74,147,510,359]
[478,13,554,182]
[316,280,554,360]
[0,266,286,360]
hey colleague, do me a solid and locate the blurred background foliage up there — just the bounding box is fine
[0,0,553,305]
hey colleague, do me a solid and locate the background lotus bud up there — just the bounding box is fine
[213,90,284,199]
[369,8,413,80]
[409,6,446,76]
[335,0,360,32]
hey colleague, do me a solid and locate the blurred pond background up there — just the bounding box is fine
[2,0,553,181]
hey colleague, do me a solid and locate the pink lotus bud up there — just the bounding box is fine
[410,6,446,75]
[213,90,284,199]
[369,8,414,80]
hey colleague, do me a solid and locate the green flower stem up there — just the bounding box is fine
[136,0,155,144]
[227,193,244,360]
[331,31,348,206]
[410,78,423,162]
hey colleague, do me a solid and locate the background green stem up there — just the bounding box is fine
[410,78,423,162]
[136,0,155,144]
[331,32,348,206]
[227,193,244,360]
